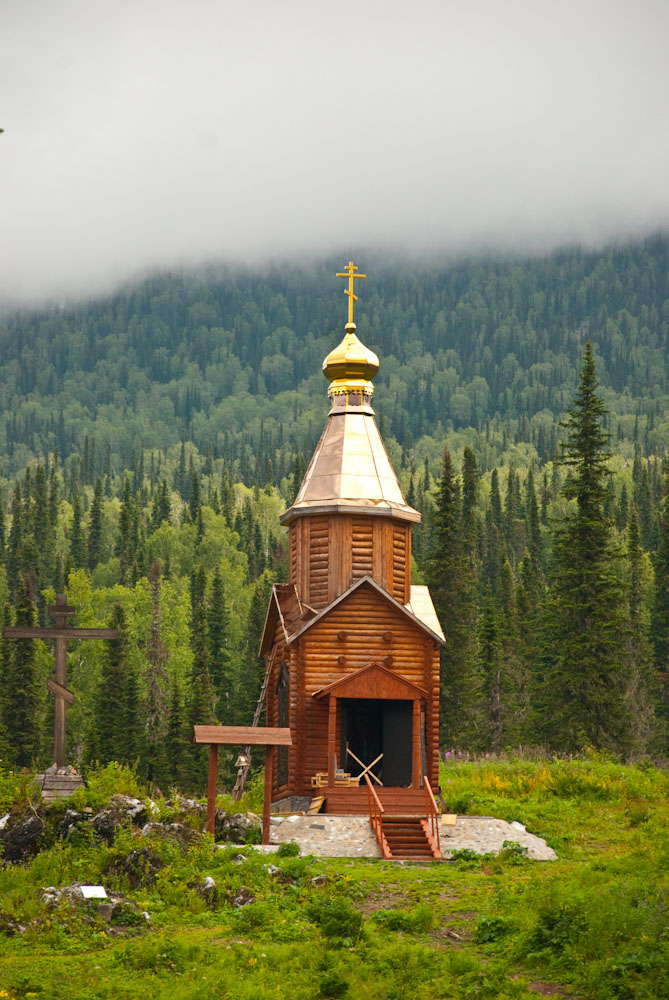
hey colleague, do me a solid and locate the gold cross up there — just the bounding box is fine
[336,260,366,326]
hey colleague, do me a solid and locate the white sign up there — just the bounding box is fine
[80,885,107,899]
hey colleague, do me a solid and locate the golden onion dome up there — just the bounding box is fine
[322,322,379,394]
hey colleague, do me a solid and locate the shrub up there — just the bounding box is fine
[374,904,434,934]
[277,840,300,857]
[306,895,363,941]
[476,915,514,943]
[528,902,587,955]
[319,971,349,997]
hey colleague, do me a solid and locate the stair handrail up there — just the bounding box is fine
[423,775,441,855]
[364,773,391,859]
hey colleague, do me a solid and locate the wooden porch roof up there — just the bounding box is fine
[312,661,428,701]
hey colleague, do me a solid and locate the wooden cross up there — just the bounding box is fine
[4,593,118,768]
[336,260,366,326]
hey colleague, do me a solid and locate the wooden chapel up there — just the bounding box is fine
[260,262,444,820]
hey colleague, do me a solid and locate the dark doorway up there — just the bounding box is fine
[340,698,413,787]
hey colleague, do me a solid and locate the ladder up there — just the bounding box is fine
[231,646,277,800]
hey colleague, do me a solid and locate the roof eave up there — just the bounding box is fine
[285,575,445,646]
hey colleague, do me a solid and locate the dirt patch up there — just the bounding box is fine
[432,910,475,946]
[528,981,577,998]
[357,889,410,915]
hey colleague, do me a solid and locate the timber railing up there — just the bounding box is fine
[423,775,441,857]
[364,773,391,859]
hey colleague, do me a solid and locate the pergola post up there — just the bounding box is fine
[207,744,218,835]
[412,698,422,789]
[263,747,273,845]
[191,726,291,848]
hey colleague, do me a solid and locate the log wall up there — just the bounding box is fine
[289,514,410,606]
[294,584,440,795]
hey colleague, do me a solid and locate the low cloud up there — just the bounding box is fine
[2,0,668,305]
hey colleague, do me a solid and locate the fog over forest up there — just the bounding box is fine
[2,0,668,304]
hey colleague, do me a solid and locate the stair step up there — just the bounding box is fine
[379,814,440,861]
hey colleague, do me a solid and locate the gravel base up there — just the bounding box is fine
[263,814,556,860]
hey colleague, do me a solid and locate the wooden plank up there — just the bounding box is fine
[47,604,76,617]
[4,627,119,640]
[192,725,292,746]
[47,677,74,704]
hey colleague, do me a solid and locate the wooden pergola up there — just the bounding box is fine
[191,726,292,844]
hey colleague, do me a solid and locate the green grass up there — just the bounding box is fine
[1,755,667,999]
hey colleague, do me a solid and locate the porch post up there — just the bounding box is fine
[412,698,422,789]
[263,746,273,845]
[328,696,337,788]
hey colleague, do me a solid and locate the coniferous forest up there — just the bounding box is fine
[0,236,668,788]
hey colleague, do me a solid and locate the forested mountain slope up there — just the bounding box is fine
[0,236,667,782]
[1,236,667,486]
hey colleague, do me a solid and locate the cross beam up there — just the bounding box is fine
[4,593,118,768]
[336,260,366,326]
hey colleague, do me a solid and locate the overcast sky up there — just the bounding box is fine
[2,0,668,305]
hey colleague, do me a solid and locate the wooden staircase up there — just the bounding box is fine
[363,775,442,861]
[382,816,439,860]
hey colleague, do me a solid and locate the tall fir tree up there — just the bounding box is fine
[6,579,42,767]
[144,561,169,785]
[69,491,86,568]
[208,568,232,720]
[624,507,655,753]
[425,448,480,747]
[7,483,22,599]
[234,572,273,727]
[650,462,669,738]
[88,477,104,570]
[89,603,141,766]
[166,678,189,788]
[540,343,632,754]
[185,565,217,789]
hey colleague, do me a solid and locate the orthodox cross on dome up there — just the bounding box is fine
[336,260,366,326]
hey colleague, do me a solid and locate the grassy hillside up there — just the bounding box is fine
[1,755,667,999]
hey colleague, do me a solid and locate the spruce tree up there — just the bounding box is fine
[69,491,86,568]
[6,580,42,767]
[7,483,22,599]
[185,565,217,789]
[625,507,655,752]
[90,603,141,766]
[88,477,104,570]
[650,462,669,736]
[144,562,169,784]
[541,343,631,754]
[0,606,13,762]
[208,568,232,720]
[234,573,273,726]
[166,678,189,789]
[425,448,480,748]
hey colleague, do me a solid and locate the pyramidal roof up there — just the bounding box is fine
[280,261,420,527]
[279,405,420,524]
